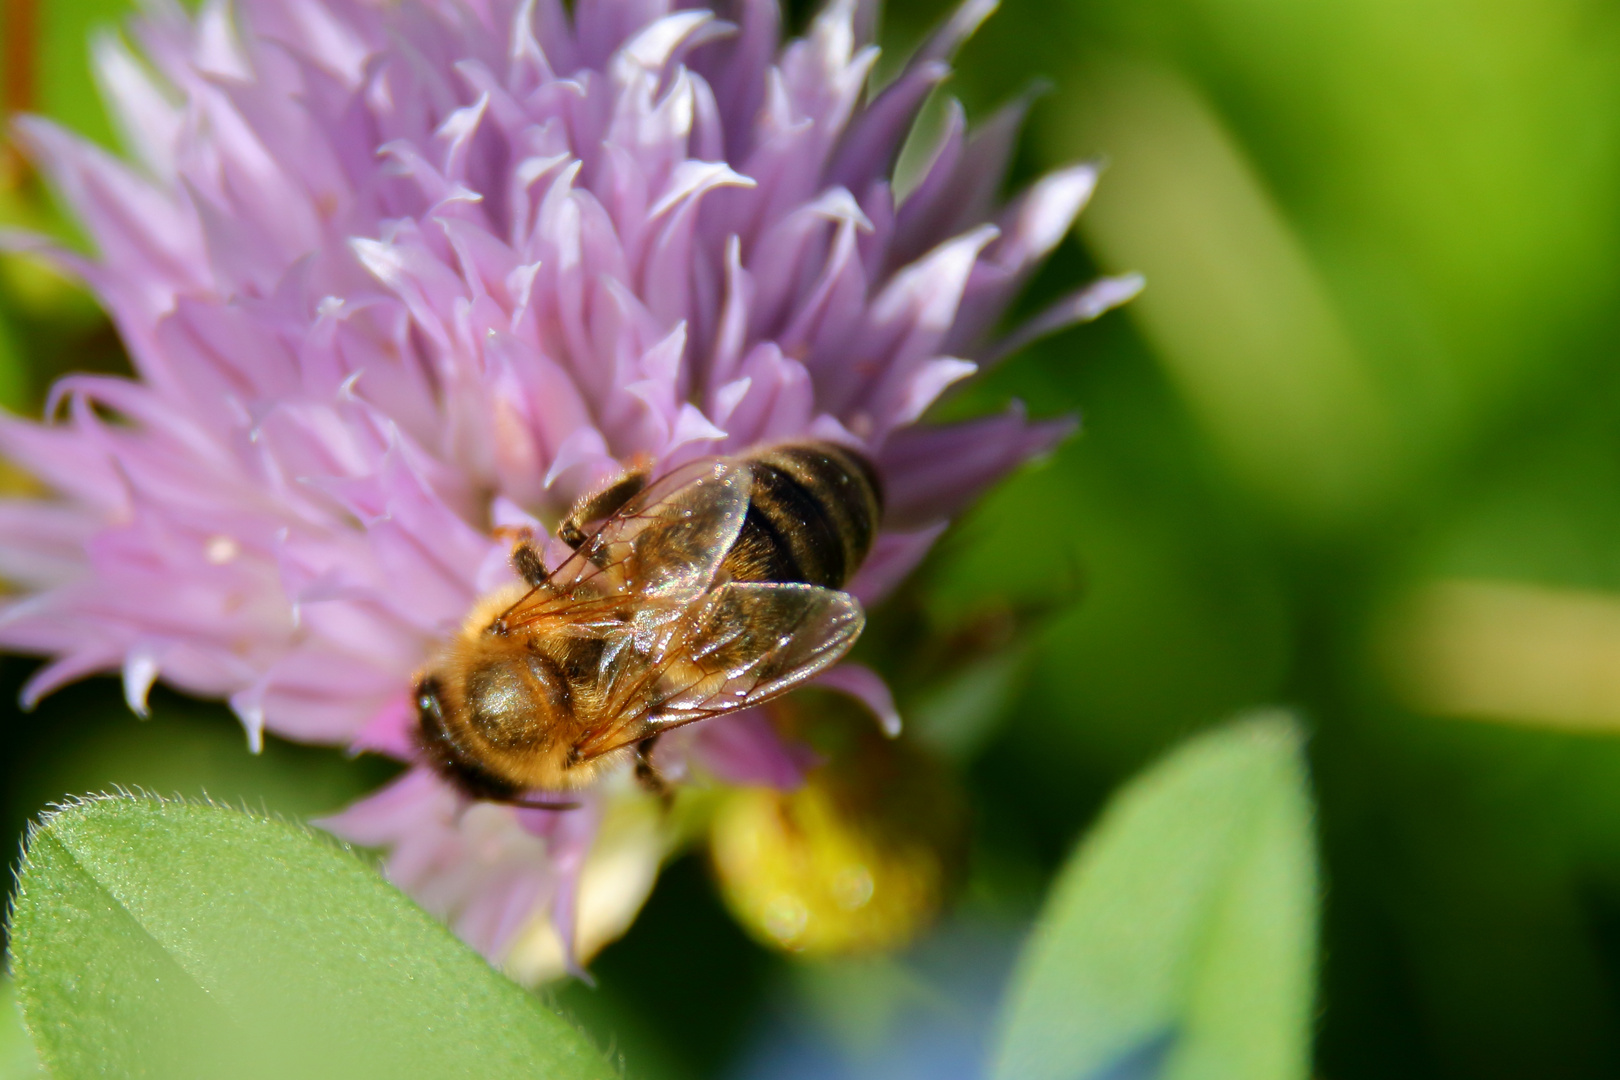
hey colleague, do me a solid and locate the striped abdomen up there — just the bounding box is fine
[723,443,884,589]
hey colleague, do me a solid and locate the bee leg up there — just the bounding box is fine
[511,538,549,589]
[634,736,673,808]
[491,525,550,588]
[558,466,650,549]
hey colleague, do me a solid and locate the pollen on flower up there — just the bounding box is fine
[0,0,1136,982]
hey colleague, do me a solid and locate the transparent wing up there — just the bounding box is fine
[559,457,751,600]
[575,582,865,759]
[497,458,751,631]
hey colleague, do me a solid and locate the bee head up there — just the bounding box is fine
[415,640,578,797]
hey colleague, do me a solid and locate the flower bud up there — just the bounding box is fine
[708,705,967,955]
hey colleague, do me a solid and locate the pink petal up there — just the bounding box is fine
[350,692,421,761]
[687,708,816,789]
[812,662,901,736]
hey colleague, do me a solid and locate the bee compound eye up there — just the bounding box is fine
[415,677,446,726]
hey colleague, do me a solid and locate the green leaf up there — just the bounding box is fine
[990,712,1318,1080]
[0,977,43,1080]
[8,795,616,1080]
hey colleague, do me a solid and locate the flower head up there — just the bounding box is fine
[0,0,1136,979]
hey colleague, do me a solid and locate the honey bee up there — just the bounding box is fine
[416,442,884,805]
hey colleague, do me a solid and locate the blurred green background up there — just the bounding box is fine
[10,0,1620,1076]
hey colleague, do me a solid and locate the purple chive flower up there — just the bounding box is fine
[0,0,1137,980]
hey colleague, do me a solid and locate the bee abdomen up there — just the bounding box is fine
[724,443,884,589]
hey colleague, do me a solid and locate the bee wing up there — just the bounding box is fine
[560,457,752,600]
[499,459,751,630]
[575,582,865,759]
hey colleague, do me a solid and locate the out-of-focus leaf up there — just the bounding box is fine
[909,644,1031,761]
[1382,578,1620,733]
[0,310,24,413]
[0,978,42,1080]
[1019,0,1620,493]
[0,249,101,324]
[34,0,135,153]
[8,795,615,1080]
[1,0,135,247]
[921,419,1292,775]
[1120,0,1620,450]
[1057,59,1396,526]
[990,713,1317,1080]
